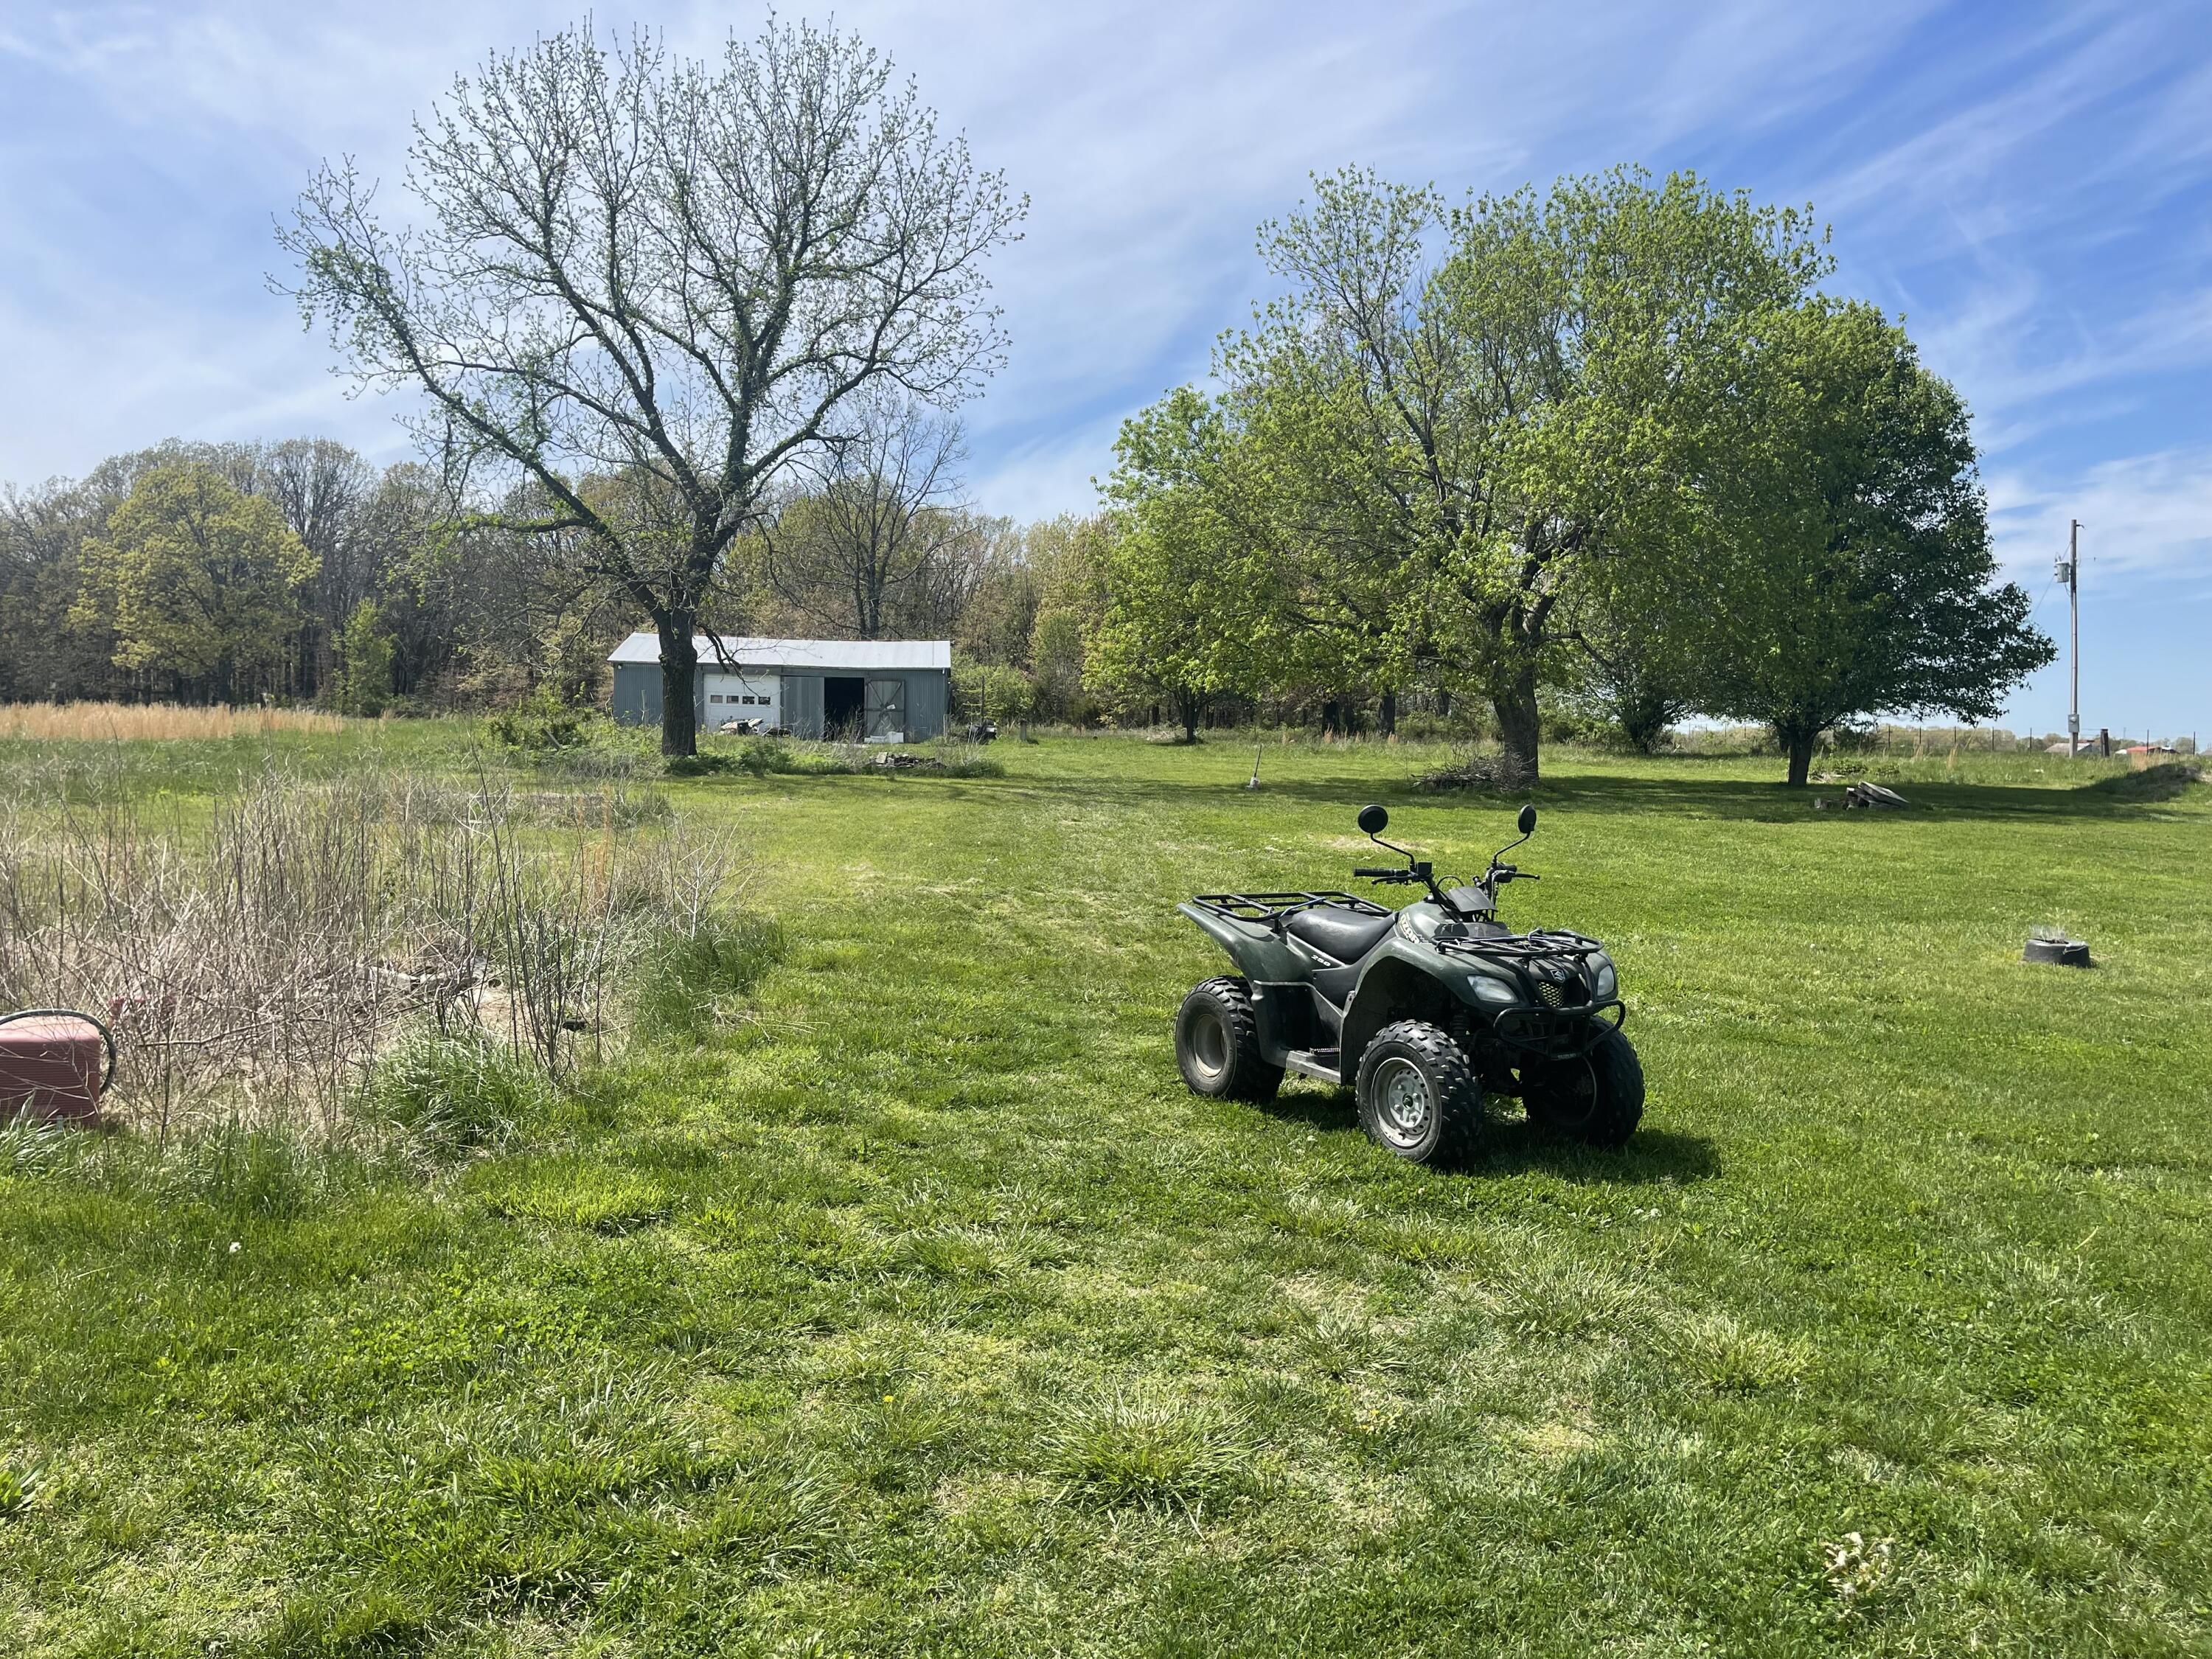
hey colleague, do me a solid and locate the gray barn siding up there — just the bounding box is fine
[611,661,948,740]
[612,664,661,726]
[784,673,825,740]
[905,669,948,740]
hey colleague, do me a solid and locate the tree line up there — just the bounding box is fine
[0,435,1108,722]
[10,20,2053,785]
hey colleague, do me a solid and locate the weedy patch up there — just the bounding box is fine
[1822,1531,1897,1612]
[362,1026,549,1159]
[2083,759,2202,804]
[479,1165,672,1233]
[1674,1311,1813,1395]
[0,1111,75,1178]
[1478,1243,1652,1341]
[629,912,785,1043]
[1039,1392,1261,1519]
[0,1448,49,1518]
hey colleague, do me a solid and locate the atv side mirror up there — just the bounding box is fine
[1357,804,1389,835]
[1517,804,1537,835]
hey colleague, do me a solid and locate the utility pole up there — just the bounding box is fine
[2056,521,2081,757]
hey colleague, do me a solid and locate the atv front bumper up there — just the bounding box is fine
[1491,999,1625,1059]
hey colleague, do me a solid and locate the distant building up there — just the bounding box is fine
[606,633,951,742]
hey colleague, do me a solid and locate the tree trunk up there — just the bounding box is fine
[1775,720,1819,785]
[658,616,698,757]
[1492,669,1541,788]
[1173,686,1203,742]
[1380,688,1397,737]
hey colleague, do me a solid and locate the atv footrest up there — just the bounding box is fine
[1283,1048,1340,1083]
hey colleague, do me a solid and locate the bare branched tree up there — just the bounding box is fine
[279,19,1025,752]
[764,389,970,638]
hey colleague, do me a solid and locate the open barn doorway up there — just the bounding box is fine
[824,675,864,738]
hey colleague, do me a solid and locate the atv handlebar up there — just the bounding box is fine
[1353,866,1405,880]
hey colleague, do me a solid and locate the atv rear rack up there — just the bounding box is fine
[1189,891,1391,928]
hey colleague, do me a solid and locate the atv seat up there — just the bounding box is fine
[1284,905,1396,963]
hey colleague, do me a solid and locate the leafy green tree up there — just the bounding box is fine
[1118,167,1827,782]
[334,599,396,715]
[282,20,1024,755]
[1560,574,1694,753]
[1029,609,1087,720]
[1093,393,1273,740]
[952,653,1035,726]
[1665,301,2053,784]
[76,464,319,702]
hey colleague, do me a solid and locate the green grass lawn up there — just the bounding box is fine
[4,733,2209,1656]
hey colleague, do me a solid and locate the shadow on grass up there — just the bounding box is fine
[1468,1123,1720,1185]
[1256,1088,1719,1186]
[984,764,2204,826]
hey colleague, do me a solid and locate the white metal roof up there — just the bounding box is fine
[607,633,951,671]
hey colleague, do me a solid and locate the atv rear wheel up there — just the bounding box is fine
[1354,1020,1488,1166]
[1175,977,1284,1102]
[1520,1025,1644,1148]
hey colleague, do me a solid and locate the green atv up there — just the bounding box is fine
[1174,804,1643,1165]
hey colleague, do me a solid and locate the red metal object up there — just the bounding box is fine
[0,1010,114,1128]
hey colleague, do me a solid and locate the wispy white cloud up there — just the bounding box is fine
[1989,447,2212,582]
[4,0,2211,577]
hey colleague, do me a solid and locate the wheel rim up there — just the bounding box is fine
[1531,1056,1598,1130]
[1187,1006,1229,1079]
[1370,1055,1432,1149]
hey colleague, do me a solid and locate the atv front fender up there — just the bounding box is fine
[1338,937,1489,1088]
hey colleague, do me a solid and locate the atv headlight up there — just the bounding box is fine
[1588,956,1617,1001]
[1467,973,1519,1005]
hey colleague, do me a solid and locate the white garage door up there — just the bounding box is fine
[703,670,781,728]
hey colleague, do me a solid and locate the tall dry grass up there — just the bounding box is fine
[0,702,347,741]
[0,767,743,1138]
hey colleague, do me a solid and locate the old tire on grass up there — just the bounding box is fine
[1175,976,1284,1102]
[1521,1025,1645,1149]
[1354,1020,1488,1166]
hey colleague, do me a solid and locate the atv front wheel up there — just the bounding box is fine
[1354,1020,1488,1166]
[1520,1026,1645,1148]
[1175,977,1284,1102]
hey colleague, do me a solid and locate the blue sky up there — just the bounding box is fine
[3,1,2207,735]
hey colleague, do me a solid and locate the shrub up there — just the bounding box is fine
[487,687,596,752]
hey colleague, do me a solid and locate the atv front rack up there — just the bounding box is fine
[1188,891,1391,927]
[1431,928,1600,960]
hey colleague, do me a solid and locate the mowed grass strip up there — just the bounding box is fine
[1,734,2208,1656]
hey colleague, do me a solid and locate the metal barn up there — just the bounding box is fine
[607,634,952,742]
